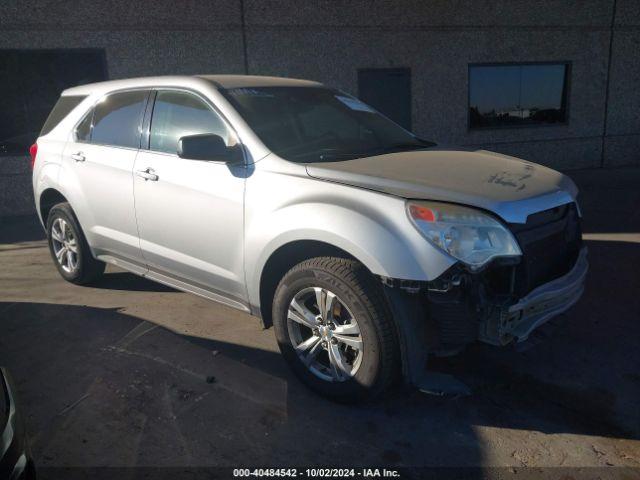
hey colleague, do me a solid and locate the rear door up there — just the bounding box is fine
[133,89,247,308]
[61,89,149,272]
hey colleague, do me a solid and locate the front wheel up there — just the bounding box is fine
[272,257,399,402]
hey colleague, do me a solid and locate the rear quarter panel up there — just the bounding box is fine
[32,138,67,225]
[33,95,96,224]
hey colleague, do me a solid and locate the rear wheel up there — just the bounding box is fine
[273,257,399,402]
[46,203,105,284]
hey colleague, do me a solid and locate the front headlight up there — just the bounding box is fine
[407,201,521,270]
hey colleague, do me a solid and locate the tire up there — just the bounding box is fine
[46,202,105,285]
[273,257,399,402]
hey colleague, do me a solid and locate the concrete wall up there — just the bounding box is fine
[605,0,640,167]
[1,0,639,217]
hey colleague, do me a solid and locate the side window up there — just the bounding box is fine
[92,90,148,148]
[150,90,229,155]
[41,95,87,136]
[75,109,93,142]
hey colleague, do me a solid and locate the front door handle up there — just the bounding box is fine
[71,152,85,162]
[136,168,159,182]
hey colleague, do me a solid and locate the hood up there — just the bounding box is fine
[305,147,578,224]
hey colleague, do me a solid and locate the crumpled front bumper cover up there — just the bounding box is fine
[480,246,588,344]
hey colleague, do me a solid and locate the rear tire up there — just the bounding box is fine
[273,257,399,402]
[46,203,105,285]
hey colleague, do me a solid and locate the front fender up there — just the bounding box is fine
[244,172,456,308]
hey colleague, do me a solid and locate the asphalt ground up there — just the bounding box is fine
[1,167,639,478]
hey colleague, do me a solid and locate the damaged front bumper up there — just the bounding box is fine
[479,246,588,345]
[381,246,588,389]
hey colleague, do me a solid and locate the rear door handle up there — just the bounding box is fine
[71,152,85,162]
[136,168,159,181]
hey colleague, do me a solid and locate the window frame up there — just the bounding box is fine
[72,87,152,151]
[467,61,572,131]
[142,87,243,163]
[73,105,94,144]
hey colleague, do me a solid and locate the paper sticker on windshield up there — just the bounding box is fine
[335,95,376,113]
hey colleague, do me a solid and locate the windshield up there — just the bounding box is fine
[221,86,434,163]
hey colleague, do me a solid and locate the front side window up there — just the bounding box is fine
[149,90,229,155]
[469,63,569,129]
[221,86,433,163]
[91,90,148,148]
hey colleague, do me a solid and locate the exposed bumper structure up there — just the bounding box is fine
[480,246,588,345]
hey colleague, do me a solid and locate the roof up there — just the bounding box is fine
[62,74,323,96]
[198,74,323,89]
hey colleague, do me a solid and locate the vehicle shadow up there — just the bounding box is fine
[0,301,482,473]
[91,272,177,293]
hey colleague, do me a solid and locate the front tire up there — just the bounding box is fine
[46,203,105,285]
[273,257,399,402]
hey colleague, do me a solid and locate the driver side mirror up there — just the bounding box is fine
[177,133,242,163]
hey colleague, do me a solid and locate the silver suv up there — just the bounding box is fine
[32,75,587,401]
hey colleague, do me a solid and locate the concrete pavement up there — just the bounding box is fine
[0,167,639,475]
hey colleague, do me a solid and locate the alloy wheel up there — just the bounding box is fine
[287,287,363,382]
[51,217,79,273]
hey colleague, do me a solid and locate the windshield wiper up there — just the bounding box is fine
[317,143,434,162]
[378,142,435,153]
[318,152,369,161]
[294,140,437,163]
[286,148,368,162]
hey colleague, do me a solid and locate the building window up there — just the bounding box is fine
[358,68,412,130]
[469,63,569,129]
[0,49,107,155]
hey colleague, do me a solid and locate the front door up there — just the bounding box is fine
[133,89,247,308]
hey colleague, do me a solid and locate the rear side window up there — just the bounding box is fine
[40,95,87,136]
[92,90,148,148]
[150,90,229,154]
[75,109,93,142]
